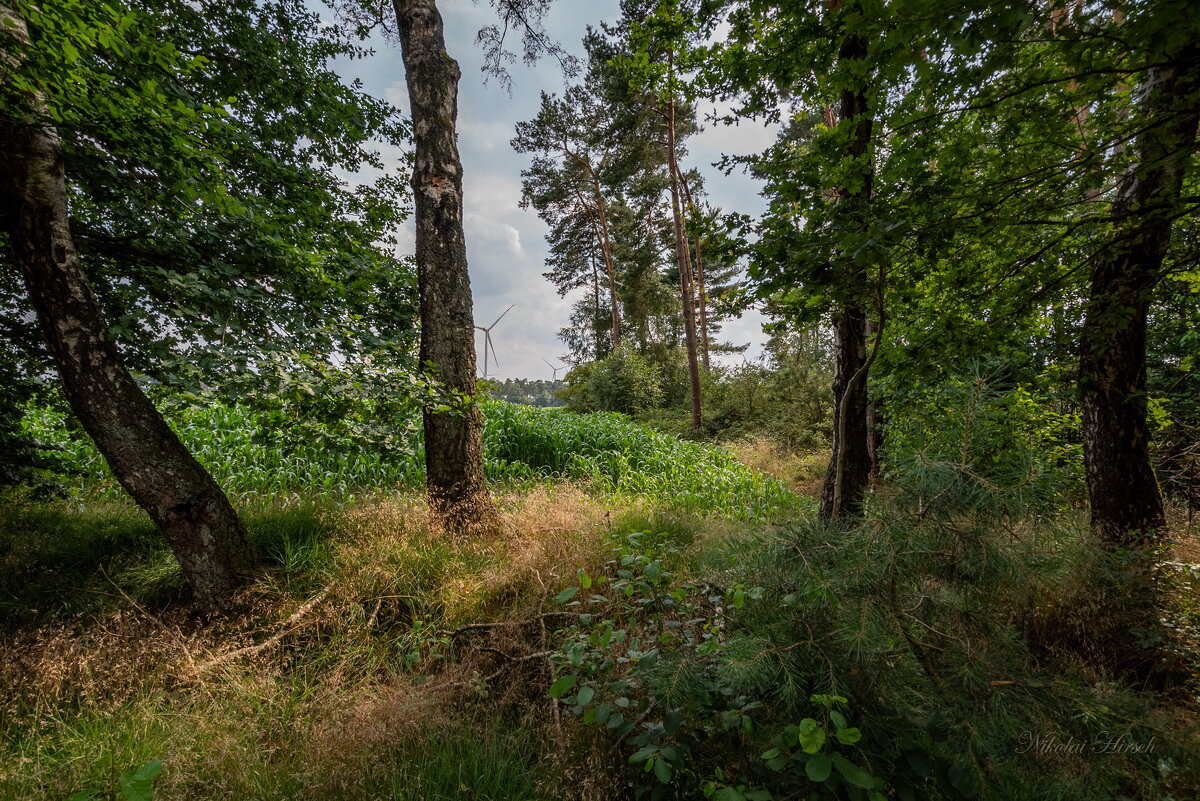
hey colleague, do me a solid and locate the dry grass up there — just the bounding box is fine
[726,437,829,498]
[0,486,628,800]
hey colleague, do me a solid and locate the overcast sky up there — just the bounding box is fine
[331,0,777,381]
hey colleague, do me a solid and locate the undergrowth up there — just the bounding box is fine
[0,486,650,800]
[4,380,1199,800]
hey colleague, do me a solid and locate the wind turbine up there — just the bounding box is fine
[542,357,565,382]
[475,305,513,380]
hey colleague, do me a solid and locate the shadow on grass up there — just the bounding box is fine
[0,499,339,624]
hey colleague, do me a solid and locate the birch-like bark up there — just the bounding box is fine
[393,0,497,533]
[0,7,254,612]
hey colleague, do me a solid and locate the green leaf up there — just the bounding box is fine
[653,758,673,784]
[832,754,875,789]
[549,675,576,698]
[118,760,164,801]
[904,749,933,776]
[948,762,980,798]
[804,752,832,782]
[797,718,826,754]
[556,586,579,603]
[630,746,657,764]
[836,726,862,745]
[576,685,595,705]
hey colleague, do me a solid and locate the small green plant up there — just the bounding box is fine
[66,760,163,801]
[547,530,890,799]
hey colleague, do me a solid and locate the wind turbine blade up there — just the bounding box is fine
[542,357,556,368]
[489,304,514,329]
[488,332,499,368]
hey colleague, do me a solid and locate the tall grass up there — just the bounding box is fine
[24,400,807,520]
[482,402,803,521]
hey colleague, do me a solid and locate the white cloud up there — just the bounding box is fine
[331,0,771,379]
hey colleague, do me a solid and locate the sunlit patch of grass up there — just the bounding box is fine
[0,486,651,801]
[725,437,830,498]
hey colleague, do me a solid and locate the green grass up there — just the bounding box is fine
[0,501,341,623]
[0,486,677,801]
[4,692,553,801]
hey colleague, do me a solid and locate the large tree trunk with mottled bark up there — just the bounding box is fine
[1079,45,1200,548]
[1073,42,1199,685]
[392,0,497,534]
[0,10,255,613]
[819,20,875,521]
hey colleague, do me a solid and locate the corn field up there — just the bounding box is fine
[24,401,807,521]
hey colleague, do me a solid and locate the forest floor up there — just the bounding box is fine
[0,486,732,800]
[2,436,1199,800]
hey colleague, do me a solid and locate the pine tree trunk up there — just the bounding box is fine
[591,176,623,348]
[572,177,621,352]
[0,10,254,612]
[819,21,875,521]
[665,58,703,435]
[392,0,497,534]
[1079,46,1200,546]
[679,172,711,369]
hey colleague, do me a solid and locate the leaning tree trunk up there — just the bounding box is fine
[392,0,497,534]
[0,10,254,613]
[1079,45,1200,547]
[665,61,703,435]
[819,17,875,521]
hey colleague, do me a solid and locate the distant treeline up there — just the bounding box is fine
[486,378,565,408]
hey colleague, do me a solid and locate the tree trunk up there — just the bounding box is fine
[820,301,872,518]
[1079,45,1200,547]
[588,245,604,358]
[679,171,711,369]
[392,0,497,534]
[571,176,621,352]
[665,55,703,435]
[590,175,623,348]
[819,22,875,521]
[0,10,254,613]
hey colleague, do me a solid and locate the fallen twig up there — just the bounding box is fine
[184,588,330,678]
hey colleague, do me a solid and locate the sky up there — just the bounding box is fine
[330,0,778,381]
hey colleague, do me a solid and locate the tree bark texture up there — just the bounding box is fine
[1079,44,1200,546]
[679,172,711,369]
[819,23,875,521]
[591,175,623,349]
[568,171,621,351]
[0,10,255,613]
[665,67,703,435]
[392,0,497,533]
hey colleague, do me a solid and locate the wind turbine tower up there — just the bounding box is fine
[475,305,513,380]
[542,357,565,383]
